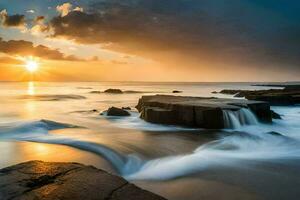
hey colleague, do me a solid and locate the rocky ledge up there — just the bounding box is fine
[0,161,166,200]
[219,85,300,106]
[136,95,272,129]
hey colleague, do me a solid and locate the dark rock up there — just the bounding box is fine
[266,131,284,136]
[219,88,300,106]
[107,107,131,116]
[219,89,245,95]
[172,90,182,93]
[0,161,166,200]
[122,107,132,110]
[136,95,272,129]
[211,91,218,94]
[104,89,123,94]
[124,90,143,94]
[252,83,300,91]
[90,91,101,94]
[271,110,282,119]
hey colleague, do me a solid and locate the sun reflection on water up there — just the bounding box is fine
[27,82,35,95]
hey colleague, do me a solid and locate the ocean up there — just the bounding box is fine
[0,82,299,200]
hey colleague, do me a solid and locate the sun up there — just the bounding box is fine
[25,60,39,72]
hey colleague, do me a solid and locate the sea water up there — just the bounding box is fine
[0,82,299,200]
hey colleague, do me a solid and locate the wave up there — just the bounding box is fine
[2,108,300,181]
[0,119,82,139]
[223,108,258,129]
[21,127,300,181]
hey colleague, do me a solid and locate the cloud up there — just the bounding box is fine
[56,3,83,17]
[26,10,35,14]
[0,9,26,28]
[31,16,50,35]
[0,37,81,61]
[2,0,300,71]
[0,55,23,65]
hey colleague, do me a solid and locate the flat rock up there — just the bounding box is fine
[0,161,166,200]
[219,86,300,106]
[136,95,272,129]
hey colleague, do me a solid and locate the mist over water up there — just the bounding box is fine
[0,82,299,199]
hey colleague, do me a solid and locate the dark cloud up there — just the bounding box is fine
[2,1,300,70]
[0,9,26,28]
[40,0,300,69]
[0,37,81,61]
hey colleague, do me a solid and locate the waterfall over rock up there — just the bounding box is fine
[223,108,258,129]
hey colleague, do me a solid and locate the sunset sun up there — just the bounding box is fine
[25,60,39,72]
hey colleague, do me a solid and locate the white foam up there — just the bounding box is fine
[223,108,258,129]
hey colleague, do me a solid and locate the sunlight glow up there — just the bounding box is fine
[25,60,39,72]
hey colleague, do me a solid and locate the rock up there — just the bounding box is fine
[252,83,300,91]
[136,95,272,129]
[90,91,101,94]
[0,161,166,200]
[219,89,242,95]
[124,90,143,94]
[219,88,300,106]
[271,110,282,119]
[211,91,218,94]
[104,89,123,94]
[172,90,182,93]
[107,107,131,116]
[266,131,284,136]
[122,107,132,110]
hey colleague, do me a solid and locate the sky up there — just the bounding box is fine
[0,0,300,82]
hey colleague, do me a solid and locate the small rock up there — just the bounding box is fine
[266,131,284,136]
[172,90,182,93]
[104,89,123,94]
[212,91,218,94]
[122,107,132,110]
[90,91,101,94]
[271,110,282,119]
[107,107,130,116]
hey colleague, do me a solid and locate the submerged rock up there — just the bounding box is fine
[271,110,282,119]
[107,107,131,116]
[266,131,284,136]
[104,89,123,94]
[136,95,272,129]
[90,91,102,94]
[0,161,166,200]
